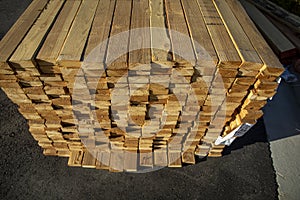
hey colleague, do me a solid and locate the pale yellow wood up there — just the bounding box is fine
[213,0,263,70]
[225,0,283,75]
[84,0,116,63]
[58,0,99,66]
[105,0,132,70]
[165,0,196,66]
[9,0,65,68]
[197,0,241,66]
[37,0,82,65]
[149,0,172,63]
[68,150,83,167]
[0,0,49,62]
[181,0,218,64]
[128,0,151,66]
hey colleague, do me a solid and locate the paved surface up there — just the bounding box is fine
[264,79,300,200]
[0,1,282,199]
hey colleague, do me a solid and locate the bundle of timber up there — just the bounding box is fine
[0,0,283,172]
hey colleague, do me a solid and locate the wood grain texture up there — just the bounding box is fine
[0,0,284,169]
[226,0,283,72]
[9,0,65,68]
[240,0,297,60]
[0,0,49,62]
[181,0,218,65]
[165,0,196,66]
[129,0,151,66]
[84,0,116,63]
[58,0,99,66]
[149,0,172,63]
[214,0,263,70]
[105,0,132,70]
[197,0,241,66]
[37,0,82,65]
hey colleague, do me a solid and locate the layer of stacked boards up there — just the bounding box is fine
[0,0,283,171]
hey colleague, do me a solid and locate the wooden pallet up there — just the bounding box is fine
[0,0,283,171]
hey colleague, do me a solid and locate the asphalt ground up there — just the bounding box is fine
[0,1,278,199]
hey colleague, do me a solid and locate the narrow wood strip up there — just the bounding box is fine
[154,148,168,166]
[165,0,196,66]
[43,148,57,156]
[149,0,172,63]
[140,151,153,167]
[82,150,96,168]
[95,150,110,170]
[167,150,182,167]
[109,150,124,172]
[58,0,99,67]
[9,0,65,69]
[0,0,49,62]
[197,0,241,66]
[214,0,263,70]
[68,150,83,167]
[226,0,283,74]
[124,151,138,172]
[57,150,71,157]
[83,0,116,63]
[36,0,82,66]
[182,150,196,164]
[181,0,218,65]
[128,0,151,66]
[105,0,132,70]
[266,14,300,53]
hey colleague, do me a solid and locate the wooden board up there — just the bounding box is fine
[197,0,241,66]
[181,0,218,65]
[165,0,196,66]
[105,0,132,70]
[214,0,263,70]
[225,0,282,71]
[124,151,138,172]
[83,0,116,63]
[58,0,99,67]
[149,0,172,63]
[128,0,151,66]
[9,0,65,69]
[240,0,297,60]
[0,0,49,62]
[37,0,82,66]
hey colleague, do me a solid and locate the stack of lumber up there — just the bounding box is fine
[0,0,283,172]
